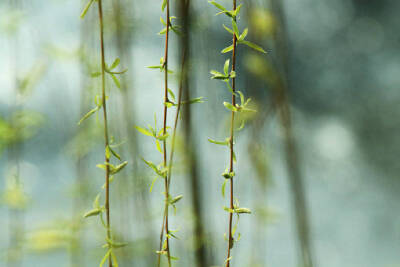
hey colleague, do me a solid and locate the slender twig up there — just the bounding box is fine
[209,0,265,265]
[158,0,172,265]
[158,32,188,267]
[97,1,112,266]
[226,0,237,265]
[167,49,186,187]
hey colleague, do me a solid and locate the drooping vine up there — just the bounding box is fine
[79,1,128,266]
[208,0,266,266]
[135,0,203,265]
[135,0,176,265]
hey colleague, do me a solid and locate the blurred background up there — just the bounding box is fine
[0,0,399,266]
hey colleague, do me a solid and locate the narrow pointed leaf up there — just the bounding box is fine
[239,28,248,41]
[221,44,233,54]
[208,0,227,12]
[170,195,183,204]
[239,40,267,53]
[78,106,100,125]
[84,208,102,218]
[224,59,230,75]
[110,58,120,70]
[232,20,240,39]
[235,208,252,214]
[223,102,237,112]
[111,161,128,174]
[135,126,154,137]
[111,74,120,89]
[208,138,229,146]
[80,0,94,19]
[223,24,234,34]
[99,249,112,267]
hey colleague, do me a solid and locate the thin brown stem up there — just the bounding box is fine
[97,1,112,266]
[226,0,237,266]
[158,0,172,266]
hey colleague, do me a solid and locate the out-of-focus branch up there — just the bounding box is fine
[178,1,209,266]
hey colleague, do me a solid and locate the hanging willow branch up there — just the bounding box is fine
[80,1,128,266]
[208,0,266,266]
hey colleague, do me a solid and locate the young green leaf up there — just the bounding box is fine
[158,27,167,35]
[91,72,101,77]
[208,138,229,146]
[142,158,159,174]
[160,16,166,26]
[236,120,245,131]
[184,97,204,105]
[149,176,158,192]
[208,0,227,12]
[170,256,179,261]
[78,106,100,125]
[165,101,174,108]
[156,140,163,154]
[106,238,128,249]
[93,194,101,208]
[109,69,128,75]
[232,20,240,39]
[110,58,120,70]
[223,102,237,112]
[135,126,154,137]
[111,74,121,89]
[222,179,227,197]
[223,24,234,34]
[238,28,248,41]
[110,250,119,267]
[233,3,243,17]
[170,195,183,204]
[235,208,252,214]
[96,163,107,171]
[147,65,163,70]
[237,91,245,105]
[80,0,94,19]
[109,146,121,161]
[239,40,267,54]
[167,88,176,102]
[161,0,167,11]
[84,208,102,218]
[156,132,169,141]
[224,59,230,75]
[99,249,112,267]
[221,44,234,54]
[111,161,128,175]
[210,70,228,80]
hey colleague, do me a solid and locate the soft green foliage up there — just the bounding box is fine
[18,61,48,100]
[0,9,24,35]
[0,111,44,153]
[1,171,29,210]
[26,221,75,252]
